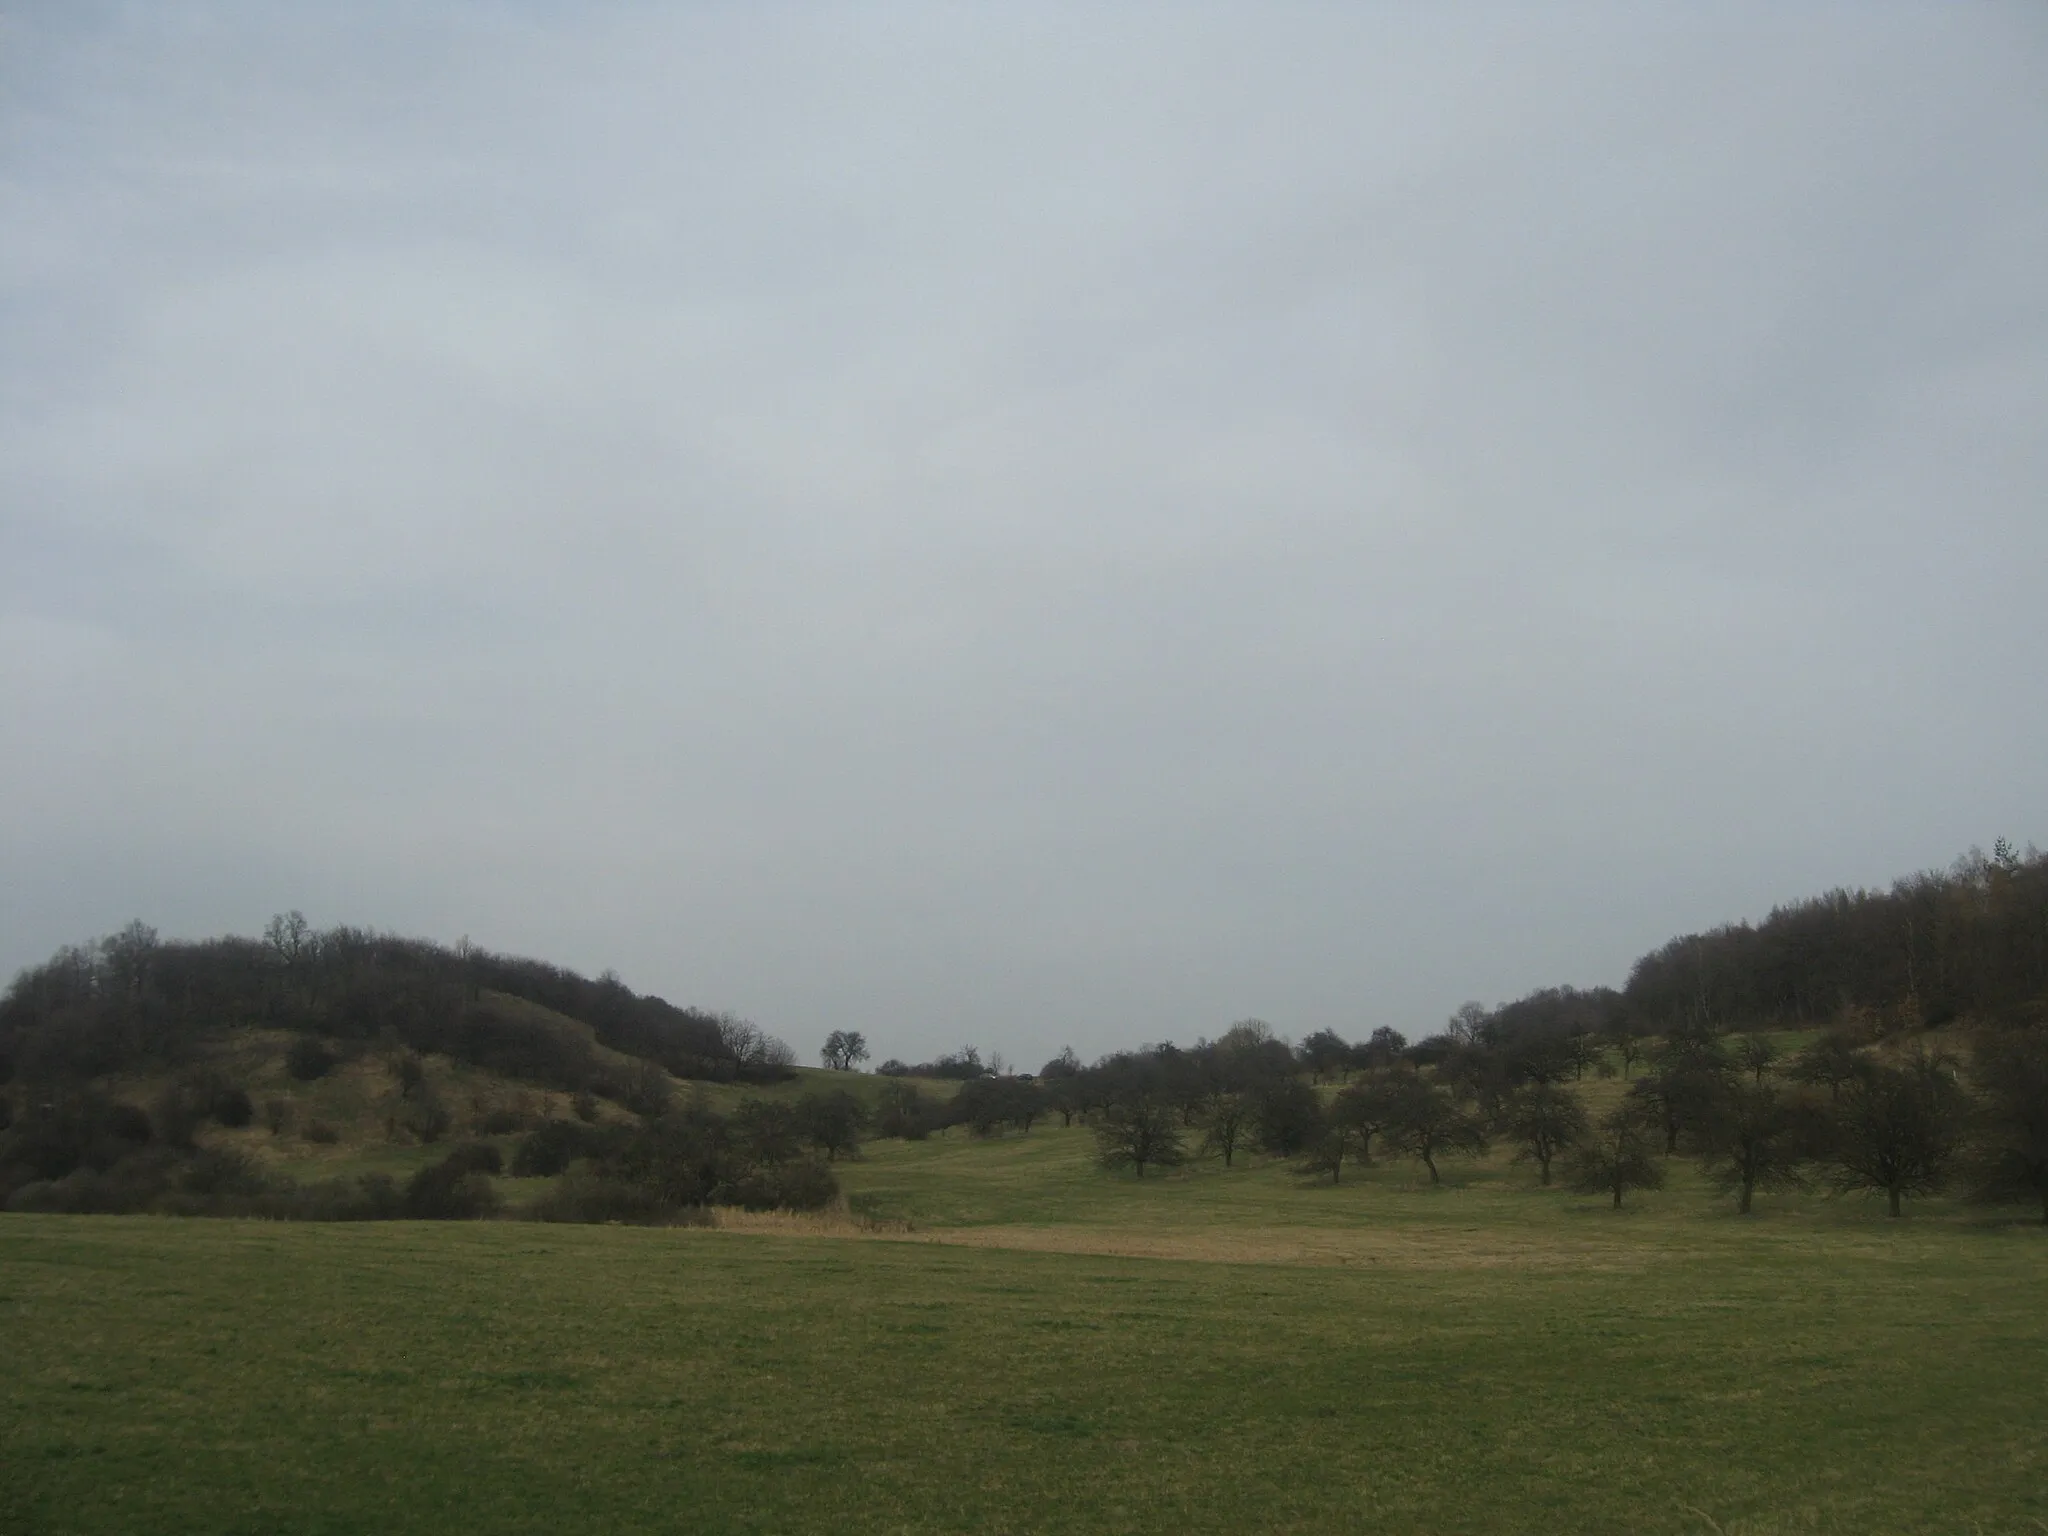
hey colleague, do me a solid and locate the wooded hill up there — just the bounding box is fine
[0,913,794,1102]
[1458,840,2048,1051]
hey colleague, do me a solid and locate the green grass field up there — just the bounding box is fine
[4,1104,2046,1536]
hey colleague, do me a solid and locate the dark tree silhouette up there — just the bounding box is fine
[795,1089,868,1160]
[1826,1053,1966,1217]
[820,1030,869,1072]
[1380,1077,1488,1185]
[1199,1091,1256,1167]
[1565,1107,1665,1209]
[1695,1081,1818,1213]
[1331,1074,1401,1167]
[1298,1127,1350,1184]
[1252,1077,1325,1159]
[1298,1029,1351,1084]
[1094,1100,1186,1179]
[1735,1034,1779,1084]
[1503,1083,1588,1186]
[1788,1034,1863,1102]
[1964,1032,2048,1223]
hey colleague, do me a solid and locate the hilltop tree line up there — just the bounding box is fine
[0,914,795,1097]
[1621,840,2048,1034]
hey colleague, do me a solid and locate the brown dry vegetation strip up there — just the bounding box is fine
[912,1221,1655,1269]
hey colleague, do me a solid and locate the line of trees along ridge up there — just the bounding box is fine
[0,914,796,1095]
[1619,840,2047,1034]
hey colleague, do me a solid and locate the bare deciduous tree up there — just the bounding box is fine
[1565,1106,1665,1209]
[1094,1100,1186,1179]
[1826,1052,1965,1218]
[1503,1083,1588,1187]
[820,1030,869,1072]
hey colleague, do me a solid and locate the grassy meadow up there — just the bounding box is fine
[5,1083,2046,1536]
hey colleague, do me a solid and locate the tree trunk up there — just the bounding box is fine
[1423,1151,1440,1184]
[1538,1155,1551,1186]
[1888,1185,1902,1218]
[1738,1180,1753,1215]
[1611,1182,1623,1209]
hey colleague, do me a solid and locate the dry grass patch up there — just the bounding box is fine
[901,1220,1656,1269]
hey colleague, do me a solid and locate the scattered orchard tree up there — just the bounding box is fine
[1094,1100,1186,1179]
[1380,1077,1488,1185]
[1695,1081,1818,1214]
[1199,1091,1257,1167]
[1502,1083,1588,1187]
[1298,1030,1351,1084]
[1825,1052,1966,1218]
[1735,1034,1779,1085]
[1787,1033,1863,1103]
[1331,1074,1401,1167]
[1252,1077,1325,1159]
[1565,1106,1665,1209]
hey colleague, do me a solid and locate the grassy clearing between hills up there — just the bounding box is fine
[4,1108,2046,1536]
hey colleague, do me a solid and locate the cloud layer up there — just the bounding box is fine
[4,4,2045,1063]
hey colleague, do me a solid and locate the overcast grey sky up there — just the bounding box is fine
[2,3,2044,1066]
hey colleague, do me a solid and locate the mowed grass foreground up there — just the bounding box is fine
[5,1124,2047,1535]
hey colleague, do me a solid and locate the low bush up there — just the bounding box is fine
[105,1102,153,1145]
[511,1119,605,1177]
[525,1174,709,1226]
[212,1086,255,1128]
[398,1084,452,1144]
[304,1119,340,1144]
[726,1159,838,1212]
[441,1141,503,1176]
[261,1175,406,1222]
[402,1155,500,1220]
[286,1037,338,1081]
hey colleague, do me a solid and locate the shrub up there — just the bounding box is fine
[263,1098,294,1136]
[572,1089,600,1123]
[441,1141,503,1176]
[475,1107,525,1136]
[511,1119,602,1178]
[726,1158,838,1212]
[152,1086,203,1150]
[105,1102,153,1145]
[212,1086,254,1128]
[5,1150,181,1214]
[304,1119,340,1144]
[523,1173,705,1226]
[610,1060,674,1118]
[180,1147,270,1198]
[286,1037,338,1081]
[399,1084,453,1144]
[266,1174,407,1221]
[402,1155,500,1219]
